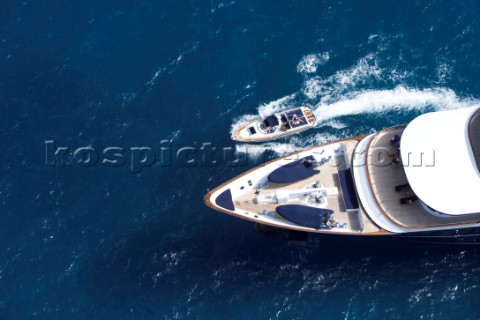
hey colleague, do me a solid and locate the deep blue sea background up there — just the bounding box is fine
[2,0,480,319]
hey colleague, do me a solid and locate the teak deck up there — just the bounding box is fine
[234,140,381,233]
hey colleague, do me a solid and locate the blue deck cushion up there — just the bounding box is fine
[338,168,359,210]
[267,157,320,183]
[215,188,235,211]
[264,115,279,128]
[276,205,333,229]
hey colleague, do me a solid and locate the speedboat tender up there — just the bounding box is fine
[231,106,317,142]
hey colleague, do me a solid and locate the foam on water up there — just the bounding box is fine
[235,142,301,161]
[167,129,182,141]
[146,42,200,91]
[231,51,479,142]
[235,132,341,161]
[230,52,480,160]
[231,53,391,133]
[323,119,347,130]
[236,84,479,159]
[302,53,384,100]
[313,86,480,122]
[296,52,330,74]
[436,62,453,84]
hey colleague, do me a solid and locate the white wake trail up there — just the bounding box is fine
[230,51,480,159]
[313,86,479,122]
[235,132,342,161]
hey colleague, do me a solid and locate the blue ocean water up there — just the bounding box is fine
[2,0,480,318]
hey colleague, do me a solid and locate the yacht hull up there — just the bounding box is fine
[205,133,480,239]
[394,227,480,244]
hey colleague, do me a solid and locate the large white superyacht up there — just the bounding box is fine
[205,106,480,242]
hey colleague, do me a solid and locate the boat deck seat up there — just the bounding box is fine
[267,157,320,184]
[276,204,333,229]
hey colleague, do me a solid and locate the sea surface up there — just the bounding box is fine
[2,0,480,319]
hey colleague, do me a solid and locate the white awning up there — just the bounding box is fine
[400,106,480,215]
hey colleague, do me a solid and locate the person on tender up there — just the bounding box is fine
[290,114,303,126]
[267,126,277,133]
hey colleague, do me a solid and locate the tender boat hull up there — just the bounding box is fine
[231,106,317,142]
